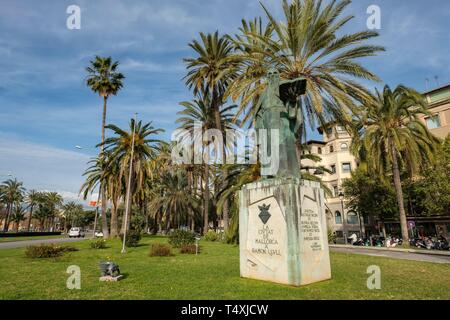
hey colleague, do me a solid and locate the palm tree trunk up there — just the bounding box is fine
[26,205,34,232]
[100,95,110,238]
[3,203,11,232]
[212,93,230,232]
[390,144,409,242]
[203,163,210,235]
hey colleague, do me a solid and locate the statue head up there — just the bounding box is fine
[267,68,280,85]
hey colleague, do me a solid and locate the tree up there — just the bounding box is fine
[101,119,164,234]
[355,85,440,241]
[404,135,450,217]
[149,167,199,232]
[228,0,384,151]
[86,56,125,238]
[10,203,27,232]
[342,167,398,222]
[184,32,239,231]
[25,190,40,232]
[1,179,25,232]
[62,201,84,231]
[176,96,237,233]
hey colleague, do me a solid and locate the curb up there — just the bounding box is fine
[329,244,450,257]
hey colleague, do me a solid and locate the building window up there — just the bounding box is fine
[333,185,339,197]
[317,147,322,154]
[335,211,342,224]
[335,231,343,238]
[329,145,334,153]
[426,115,441,129]
[347,211,359,224]
[330,164,336,174]
[342,162,352,173]
[340,142,348,150]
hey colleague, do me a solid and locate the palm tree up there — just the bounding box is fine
[45,192,63,231]
[184,32,240,231]
[101,119,164,233]
[25,190,40,232]
[228,0,384,145]
[355,85,439,242]
[10,203,26,232]
[80,152,123,238]
[86,55,125,238]
[176,96,238,233]
[62,202,84,231]
[1,179,25,232]
[149,167,199,232]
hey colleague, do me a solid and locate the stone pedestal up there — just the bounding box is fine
[239,178,331,286]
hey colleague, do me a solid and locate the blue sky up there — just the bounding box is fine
[0,0,449,201]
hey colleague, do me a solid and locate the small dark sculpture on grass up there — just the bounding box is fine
[99,261,121,277]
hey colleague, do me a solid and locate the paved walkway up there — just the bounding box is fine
[0,237,87,249]
[330,245,450,264]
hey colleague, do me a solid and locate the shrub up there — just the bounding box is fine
[120,230,142,247]
[90,239,107,249]
[25,244,78,258]
[180,244,198,254]
[149,243,172,257]
[168,229,195,248]
[204,230,224,242]
[327,229,337,244]
[58,245,78,253]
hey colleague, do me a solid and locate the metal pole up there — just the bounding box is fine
[341,198,347,244]
[121,113,138,254]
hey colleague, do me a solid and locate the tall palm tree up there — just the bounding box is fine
[228,0,384,144]
[1,179,25,232]
[355,85,439,242]
[25,190,40,232]
[86,55,125,238]
[101,119,164,233]
[176,96,238,233]
[184,32,239,231]
[45,192,63,231]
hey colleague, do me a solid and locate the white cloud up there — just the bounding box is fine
[0,133,91,195]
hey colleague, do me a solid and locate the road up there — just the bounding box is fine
[0,237,88,249]
[330,246,450,264]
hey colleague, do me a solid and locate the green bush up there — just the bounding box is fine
[168,229,195,248]
[204,230,224,242]
[90,239,107,249]
[120,230,142,247]
[327,229,337,244]
[149,243,172,257]
[25,244,78,258]
[180,244,198,254]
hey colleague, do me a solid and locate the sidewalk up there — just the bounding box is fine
[329,244,450,257]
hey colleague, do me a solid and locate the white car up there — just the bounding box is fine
[94,231,104,238]
[68,227,85,238]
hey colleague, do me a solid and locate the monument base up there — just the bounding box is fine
[239,178,331,286]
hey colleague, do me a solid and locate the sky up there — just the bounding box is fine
[0,0,449,202]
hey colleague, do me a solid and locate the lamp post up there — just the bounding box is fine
[338,191,347,244]
[121,113,138,254]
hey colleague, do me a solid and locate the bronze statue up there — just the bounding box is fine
[255,68,307,178]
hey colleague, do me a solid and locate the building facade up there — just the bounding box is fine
[304,84,450,241]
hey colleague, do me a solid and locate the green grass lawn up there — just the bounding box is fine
[0,235,67,243]
[0,236,449,300]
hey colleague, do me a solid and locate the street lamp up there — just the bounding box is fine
[338,191,347,244]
